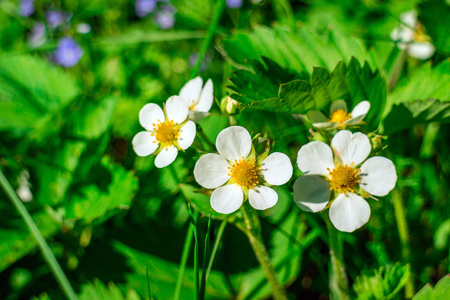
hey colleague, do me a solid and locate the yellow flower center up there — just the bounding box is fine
[326,163,361,194]
[151,120,180,148]
[413,24,431,43]
[329,109,351,125]
[227,157,261,189]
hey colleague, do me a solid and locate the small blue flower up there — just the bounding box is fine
[28,22,46,48]
[154,4,176,29]
[52,37,83,68]
[135,0,157,18]
[20,0,35,17]
[226,0,243,9]
[45,10,67,28]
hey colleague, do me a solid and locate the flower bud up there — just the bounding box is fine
[220,96,239,115]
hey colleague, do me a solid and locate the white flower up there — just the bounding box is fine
[132,96,196,168]
[390,11,435,60]
[16,170,33,202]
[293,130,397,232]
[194,126,293,214]
[179,76,213,122]
[307,100,370,130]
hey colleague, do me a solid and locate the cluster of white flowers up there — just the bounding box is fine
[133,78,397,232]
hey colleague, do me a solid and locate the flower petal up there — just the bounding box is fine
[179,76,203,106]
[166,96,189,124]
[350,101,370,118]
[313,122,339,129]
[196,79,213,112]
[330,100,348,113]
[154,146,178,168]
[360,156,397,196]
[132,131,159,157]
[260,152,292,185]
[293,175,331,212]
[249,186,278,210]
[210,184,243,214]
[139,103,165,130]
[407,43,435,60]
[188,111,209,123]
[307,110,328,123]
[329,193,370,232]
[178,121,196,150]
[216,126,252,161]
[331,130,370,165]
[194,153,230,189]
[297,141,334,176]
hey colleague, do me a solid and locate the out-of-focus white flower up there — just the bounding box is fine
[390,11,435,60]
[132,96,196,168]
[179,76,213,122]
[76,23,91,34]
[17,170,33,202]
[294,130,397,232]
[307,100,370,130]
[194,126,293,214]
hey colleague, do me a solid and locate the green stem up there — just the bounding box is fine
[0,170,78,300]
[325,216,350,300]
[240,205,287,300]
[174,209,198,300]
[205,220,227,281]
[392,189,415,297]
[190,0,226,78]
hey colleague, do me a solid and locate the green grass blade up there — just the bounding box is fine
[0,169,78,300]
[199,214,212,300]
[205,219,227,282]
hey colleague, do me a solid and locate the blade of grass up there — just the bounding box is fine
[199,214,212,300]
[188,205,200,300]
[205,219,227,282]
[0,169,78,300]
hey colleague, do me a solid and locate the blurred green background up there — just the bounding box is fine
[0,0,449,299]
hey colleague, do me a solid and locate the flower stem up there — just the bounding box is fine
[392,189,415,297]
[240,205,288,300]
[190,0,226,78]
[0,170,78,300]
[325,216,350,300]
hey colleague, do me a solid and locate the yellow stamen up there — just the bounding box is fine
[151,120,180,148]
[326,162,360,194]
[413,24,431,43]
[329,109,351,125]
[227,157,261,189]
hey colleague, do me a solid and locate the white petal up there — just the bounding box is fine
[360,156,397,196]
[293,175,331,212]
[132,131,159,157]
[179,76,203,105]
[196,79,213,112]
[313,122,339,129]
[188,111,209,123]
[329,193,370,232]
[154,146,178,168]
[178,121,196,150]
[210,184,243,214]
[407,43,435,60]
[330,100,348,113]
[297,141,334,176]
[307,110,328,123]
[260,152,292,185]
[216,126,252,161]
[139,103,165,131]
[350,101,370,118]
[400,11,417,28]
[249,186,278,210]
[331,130,370,166]
[344,101,371,125]
[194,153,230,189]
[166,96,189,124]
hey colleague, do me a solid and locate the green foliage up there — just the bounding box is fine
[413,275,450,300]
[353,263,411,299]
[434,219,450,250]
[78,279,142,300]
[418,0,450,54]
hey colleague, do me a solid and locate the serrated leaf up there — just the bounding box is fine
[413,275,450,300]
[78,279,142,300]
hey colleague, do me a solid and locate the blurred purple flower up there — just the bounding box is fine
[45,10,67,28]
[52,37,83,68]
[154,5,176,29]
[28,22,46,48]
[20,0,35,17]
[226,0,243,9]
[189,52,211,71]
[135,0,157,18]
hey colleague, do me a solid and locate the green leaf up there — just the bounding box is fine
[0,54,78,134]
[434,219,450,250]
[78,279,142,300]
[353,263,411,299]
[114,242,232,300]
[63,157,139,224]
[418,0,450,54]
[413,275,450,300]
[178,184,225,220]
